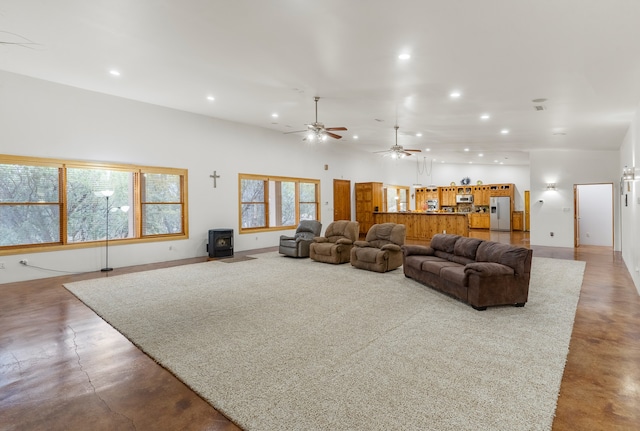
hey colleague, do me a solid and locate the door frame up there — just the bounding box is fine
[573,182,614,248]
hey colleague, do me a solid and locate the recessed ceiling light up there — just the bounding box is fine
[425,148,431,152]
[398,53,411,60]
[450,91,461,98]
[416,133,422,137]
[500,162,504,165]
[500,129,509,134]
[469,161,473,164]
[480,114,490,120]
[464,148,469,152]
[272,113,278,118]
[109,70,121,76]
[353,135,359,139]
[494,160,499,163]
[478,153,484,157]
[206,95,215,101]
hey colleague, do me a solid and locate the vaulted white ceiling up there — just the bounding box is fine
[2,0,640,165]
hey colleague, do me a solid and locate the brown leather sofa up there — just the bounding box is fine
[401,234,533,310]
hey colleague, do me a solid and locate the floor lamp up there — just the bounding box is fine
[95,190,115,272]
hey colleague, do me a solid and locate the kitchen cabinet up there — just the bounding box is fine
[373,212,469,242]
[489,183,513,197]
[414,187,439,211]
[512,211,523,231]
[469,213,490,229]
[472,185,491,206]
[439,186,457,207]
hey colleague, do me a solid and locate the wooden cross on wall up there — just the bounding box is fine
[210,171,220,188]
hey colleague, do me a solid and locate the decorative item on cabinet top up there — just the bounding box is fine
[461,176,471,185]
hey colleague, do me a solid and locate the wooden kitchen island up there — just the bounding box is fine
[372,212,469,242]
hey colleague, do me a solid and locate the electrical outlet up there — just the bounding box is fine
[550,232,554,237]
[443,230,446,234]
[0,262,4,269]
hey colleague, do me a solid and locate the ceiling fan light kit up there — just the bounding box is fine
[375,125,422,158]
[285,97,347,142]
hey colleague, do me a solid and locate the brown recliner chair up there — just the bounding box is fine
[309,220,359,264]
[350,223,406,273]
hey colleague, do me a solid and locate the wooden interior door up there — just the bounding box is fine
[333,179,351,221]
[524,190,530,232]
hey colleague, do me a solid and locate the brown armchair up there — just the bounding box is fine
[309,220,359,264]
[350,223,406,272]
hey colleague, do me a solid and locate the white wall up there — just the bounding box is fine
[619,100,640,294]
[529,150,620,250]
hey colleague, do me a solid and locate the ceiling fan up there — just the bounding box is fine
[285,96,347,141]
[375,125,422,158]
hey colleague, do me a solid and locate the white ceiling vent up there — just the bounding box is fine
[533,105,546,111]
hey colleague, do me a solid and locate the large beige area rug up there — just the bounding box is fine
[64,252,586,431]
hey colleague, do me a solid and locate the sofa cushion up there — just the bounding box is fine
[476,241,531,275]
[440,265,468,286]
[465,262,515,277]
[454,237,483,260]
[421,259,461,276]
[429,234,461,253]
[434,250,456,261]
[404,255,439,271]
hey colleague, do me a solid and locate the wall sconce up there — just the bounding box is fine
[546,183,557,191]
[622,166,635,181]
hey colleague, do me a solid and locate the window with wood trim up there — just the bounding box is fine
[0,154,188,255]
[239,174,320,233]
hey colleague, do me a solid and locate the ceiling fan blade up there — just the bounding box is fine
[404,149,422,152]
[325,127,347,131]
[401,151,414,157]
[283,130,307,134]
[325,131,342,139]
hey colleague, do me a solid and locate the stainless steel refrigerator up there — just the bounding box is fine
[490,196,511,231]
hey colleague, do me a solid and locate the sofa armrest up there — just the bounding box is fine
[354,240,371,247]
[401,245,435,257]
[280,235,295,240]
[465,262,515,277]
[381,244,401,252]
[313,237,328,243]
[336,238,354,245]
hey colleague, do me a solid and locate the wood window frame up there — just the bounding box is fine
[238,173,320,234]
[0,154,188,256]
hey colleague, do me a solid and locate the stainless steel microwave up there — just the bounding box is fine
[456,194,474,203]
